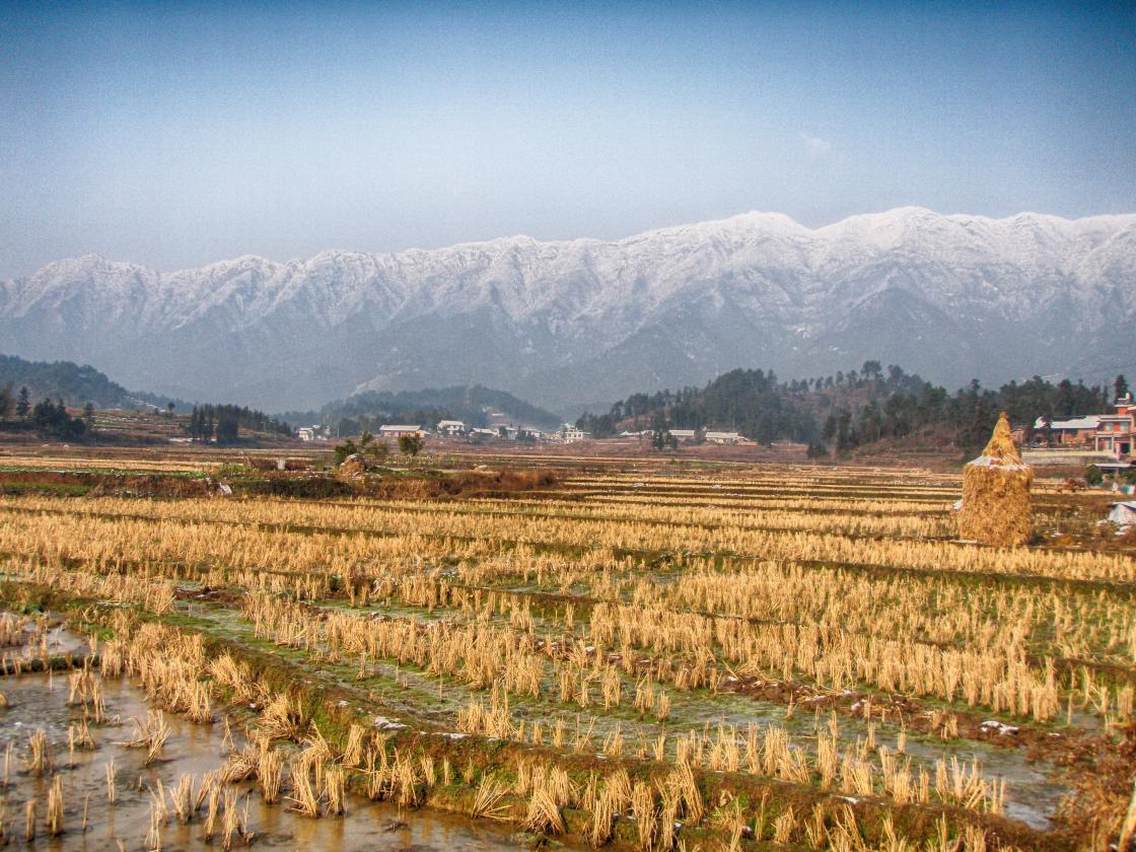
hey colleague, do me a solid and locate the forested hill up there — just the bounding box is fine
[0,353,164,409]
[576,362,1124,453]
[285,385,562,432]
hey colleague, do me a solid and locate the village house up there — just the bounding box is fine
[668,429,697,442]
[1094,394,1134,457]
[704,430,744,445]
[560,423,588,443]
[1032,415,1101,446]
[436,419,466,436]
[378,424,424,438]
[296,425,329,442]
[503,426,542,441]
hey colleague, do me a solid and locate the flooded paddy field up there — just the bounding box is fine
[0,633,520,850]
[0,455,1132,849]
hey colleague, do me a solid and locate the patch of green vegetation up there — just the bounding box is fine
[0,481,91,496]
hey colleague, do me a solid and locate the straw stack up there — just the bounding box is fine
[958,412,1032,545]
[335,453,367,481]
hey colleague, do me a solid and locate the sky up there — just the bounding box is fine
[1,0,1134,278]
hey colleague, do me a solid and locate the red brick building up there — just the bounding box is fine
[1033,414,1101,446]
[1094,394,1134,457]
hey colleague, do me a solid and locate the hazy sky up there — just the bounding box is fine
[1,1,1133,278]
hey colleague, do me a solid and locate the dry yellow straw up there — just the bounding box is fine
[958,412,1032,546]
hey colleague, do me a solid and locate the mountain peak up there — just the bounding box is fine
[1,207,1132,412]
[36,254,121,275]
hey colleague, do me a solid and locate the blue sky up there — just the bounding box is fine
[1,0,1133,277]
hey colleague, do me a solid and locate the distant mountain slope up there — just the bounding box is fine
[2,207,1133,412]
[0,353,161,409]
[291,385,561,431]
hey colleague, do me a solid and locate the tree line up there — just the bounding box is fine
[188,404,292,444]
[0,385,95,440]
[1,386,290,445]
[576,362,1128,456]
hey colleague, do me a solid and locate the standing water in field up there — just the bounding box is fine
[0,668,519,850]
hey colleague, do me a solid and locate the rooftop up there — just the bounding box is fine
[1034,415,1100,430]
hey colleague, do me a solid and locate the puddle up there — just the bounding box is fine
[0,617,90,667]
[913,740,1066,830]
[196,599,1069,832]
[662,689,1068,830]
[0,672,520,850]
[0,609,1066,843]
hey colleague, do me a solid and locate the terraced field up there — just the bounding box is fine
[0,456,1131,849]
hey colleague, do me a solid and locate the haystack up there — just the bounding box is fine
[335,453,368,481]
[957,412,1032,545]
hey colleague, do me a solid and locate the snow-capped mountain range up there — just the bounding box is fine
[2,207,1133,413]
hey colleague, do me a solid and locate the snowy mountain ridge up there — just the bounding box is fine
[2,207,1133,412]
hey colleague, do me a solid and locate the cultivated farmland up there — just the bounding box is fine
[0,452,1131,850]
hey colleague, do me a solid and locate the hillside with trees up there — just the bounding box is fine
[0,355,295,445]
[576,361,1124,456]
[286,385,561,435]
[0,353,163,409]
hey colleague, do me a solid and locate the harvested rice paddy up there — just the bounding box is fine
[0,453,1131,850]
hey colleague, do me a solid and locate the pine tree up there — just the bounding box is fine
[15,386,30,419]
[216,411,239,444]
[835,408,856,454]
[650,412,671,451]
